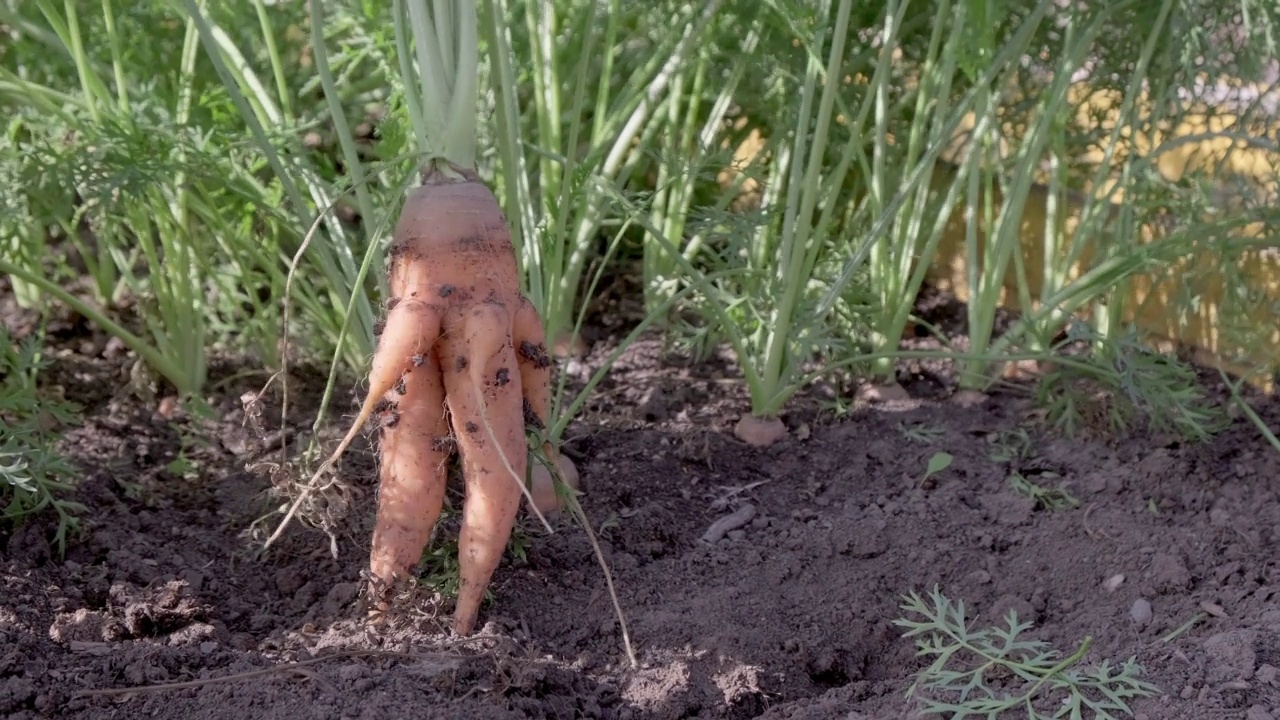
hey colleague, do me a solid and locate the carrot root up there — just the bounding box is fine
[336,299,444,465]
[368,349,451,585]
[513,297,556,455]
[439,303,528,636]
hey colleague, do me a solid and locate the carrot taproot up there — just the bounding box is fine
[266,1,565,638]
[437,300,528,635]
[367,343,451,586]
[513,297,563,466]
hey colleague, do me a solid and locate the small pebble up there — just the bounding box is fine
[1223,680,1251,691]
[965,570,992,585]
[727,530,747,542]
[1104,574,1125,592]
[1256,664,1278,685]
[1130,598,1154,627]
[1200,600,1227,618]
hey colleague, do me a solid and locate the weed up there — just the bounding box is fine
[895,587,1159,719]
[415,525,528,606]
[988,428,1034,464]
[919,452,954,486]
[1008,472,1080,512]
[0,328,85,553]
[1036,323,1228,442]
[900,421,945,444]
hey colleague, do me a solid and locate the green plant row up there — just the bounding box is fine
[2,0,1279,522]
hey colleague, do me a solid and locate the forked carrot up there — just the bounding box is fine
[350,164,560,635]
[278,0,567,638]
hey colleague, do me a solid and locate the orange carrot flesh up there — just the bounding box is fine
[368,348,451,585]
[342,299,443,457]
[439,303,528,635]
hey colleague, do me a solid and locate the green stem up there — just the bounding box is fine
[100,0,128,111]
[812,0,1054,320]
[253,0,294,119]
[309,0,377,227]
[758,0,853,415]
[480,0,539,289]
[1017,636,1093,707]
[394,0,429,152]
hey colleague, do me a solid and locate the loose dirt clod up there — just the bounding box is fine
[1131,598,1154,627]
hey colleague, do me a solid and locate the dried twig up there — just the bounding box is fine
[71,649,455,699]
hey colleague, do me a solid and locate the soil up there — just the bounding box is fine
[4,281,1280,720]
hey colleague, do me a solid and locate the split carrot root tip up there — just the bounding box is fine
[353,300,443,442]
[368,351,451,584]
[440,303,528,636]
[513,298,556,456]
[315,299,443,477]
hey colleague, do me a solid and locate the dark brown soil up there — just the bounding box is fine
[5,285,1280,720]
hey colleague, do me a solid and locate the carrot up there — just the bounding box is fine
[273,0,572,638]
[528,453,580,518]
[319,164,558,636]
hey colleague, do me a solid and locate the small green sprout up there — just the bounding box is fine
[894,587,1159,719]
